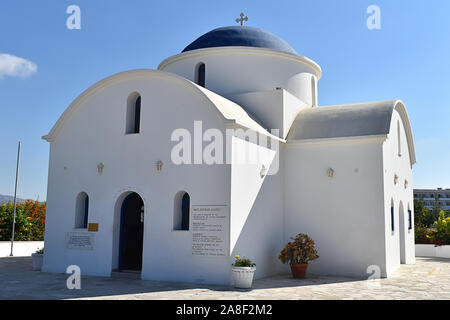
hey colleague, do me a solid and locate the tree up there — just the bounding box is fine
[414,200,434,227]
[431,204,444,225]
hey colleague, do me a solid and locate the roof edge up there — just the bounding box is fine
[158,46,322,80]
[287,134,388,145]
[42,69,274,143]
[393,100,416,166]
[287,100,416,166]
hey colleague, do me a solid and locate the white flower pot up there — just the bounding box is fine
[231,267,256,289]
[31,253,43,271]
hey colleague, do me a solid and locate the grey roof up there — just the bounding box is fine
[287,100,417,166]
[287,100,399,141]
[182,26,297,54]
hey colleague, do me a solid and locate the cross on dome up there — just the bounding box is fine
[235,12,248,26]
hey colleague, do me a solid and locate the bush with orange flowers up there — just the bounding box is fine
[0,200,46,241]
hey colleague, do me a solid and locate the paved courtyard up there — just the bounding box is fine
[0,256,449,300]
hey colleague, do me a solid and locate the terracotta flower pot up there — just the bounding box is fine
[290,263,308,278]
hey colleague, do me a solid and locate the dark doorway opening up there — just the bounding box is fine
[119,193,144,271]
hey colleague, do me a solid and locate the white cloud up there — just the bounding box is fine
[0,53,37,79]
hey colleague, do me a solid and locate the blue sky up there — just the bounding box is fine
[0,0,449,200]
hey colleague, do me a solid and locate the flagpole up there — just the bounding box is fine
[10,141,21,257]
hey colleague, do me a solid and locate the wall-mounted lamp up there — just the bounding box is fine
[260,165,268,178]
[394,174,399,185]
[97,163,104,175]
[156,160,163,172]
[404,179,408,189]
[327,168,334,178]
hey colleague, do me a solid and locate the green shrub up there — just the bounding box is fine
[232,255,256,267]
[0,201,46,241]
[414,200,439,228]
[429,211,450,246]
[414,223,435,244]
[279,233,319,265]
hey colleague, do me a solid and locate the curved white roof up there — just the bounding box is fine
[42,69,281,142]
[287,100,416,165]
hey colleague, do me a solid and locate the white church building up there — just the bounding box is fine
[42,26,416,285]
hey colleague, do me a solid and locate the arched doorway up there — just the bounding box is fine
[119,192,144,271]
[399,201,406,264]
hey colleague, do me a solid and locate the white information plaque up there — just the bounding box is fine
[191,205,228,257]
[65,232,94,250]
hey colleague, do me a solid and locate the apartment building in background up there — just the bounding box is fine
[414,188,450,210]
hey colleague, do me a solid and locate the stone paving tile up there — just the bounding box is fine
[0,256,449,300]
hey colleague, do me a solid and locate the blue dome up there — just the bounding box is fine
[182,26,297,54]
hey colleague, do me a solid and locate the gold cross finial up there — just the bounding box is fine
[236,12,248,26]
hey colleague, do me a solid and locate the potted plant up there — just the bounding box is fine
[231,255,256,289]
[32,247,44,271]
[278,233,319,278]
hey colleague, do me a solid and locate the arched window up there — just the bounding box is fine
[173,191,190,231]
[126,93,141,134]
[407,203,412,230]
[181,193,190,230]
[75,192,89,229]
[397,120,401,157]
[195,63,205,88]
[391,199,395,232]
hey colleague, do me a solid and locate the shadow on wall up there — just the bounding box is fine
[231,176,285,280]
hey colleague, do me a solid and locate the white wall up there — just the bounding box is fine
[229,136,285,279]
[230,89,310,139]
[0,241,44,257]
[43,73,234,284]
[284,137,387,278]
[160,49,319,105]
[415,244,450,258]
[382,109,415,276]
